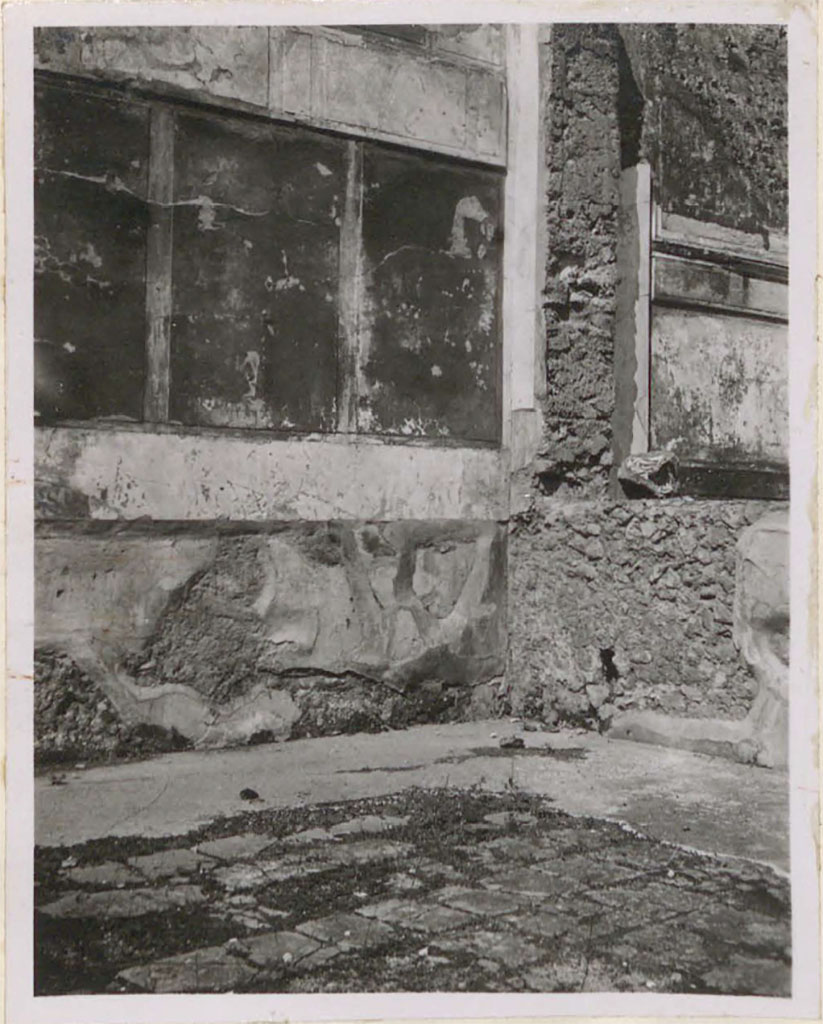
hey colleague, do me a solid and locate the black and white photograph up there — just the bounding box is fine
[4,3,819,1022]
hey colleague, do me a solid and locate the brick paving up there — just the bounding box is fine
[34,787,791,996]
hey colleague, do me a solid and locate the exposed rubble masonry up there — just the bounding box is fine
[506,24,788,748]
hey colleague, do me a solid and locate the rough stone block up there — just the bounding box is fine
[433,885,527,916]
[482,836,544,863]
[282,827,338,846]
[127,848,210,881]
[296,912,396,951]
[324,839,413,867]
[39,885,205,919]
[65,862,143,887]
[212,854,334,892]
[210,864,274,893]
[196,833,276,861]
[328,815,409,837]
[513,910,579,939]
[701,954,791,997]
[357,898,472,934]
[433,928,543,969]
[483,811,537,827]
[117,945,257,993]
[481,869,567,898]
[244,930,335,971]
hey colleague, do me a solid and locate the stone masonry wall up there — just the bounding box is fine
[538,26,621,496]
[508,499,775,727]
[507,25,788,729]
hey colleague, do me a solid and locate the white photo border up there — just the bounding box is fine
[4,2,819,1022]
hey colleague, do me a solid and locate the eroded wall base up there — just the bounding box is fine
[35,521,506,761]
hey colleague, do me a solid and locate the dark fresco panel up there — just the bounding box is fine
[359,146,502,442]
[340,25,429,45]
[34,82,150,423]
[170,111,343,431]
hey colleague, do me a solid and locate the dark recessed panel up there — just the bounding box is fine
[34,82,149,423]
[170,112,343,431]
[340,25,429,45]
[359,147,502,442]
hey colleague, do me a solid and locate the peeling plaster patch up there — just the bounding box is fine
[448,195,492,258]
[272,251,304,292]
[399,418,430,436]
[239,350,260,400]
[36,27,270,109]
[315,162,333,177]
[77,241,103,268]
[275,276,302,292]
[196,195,218,231]
[477,274,496,335]
[430,365,443,377]
[35,522,506,748]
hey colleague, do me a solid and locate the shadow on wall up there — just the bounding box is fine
[35,521,507,760]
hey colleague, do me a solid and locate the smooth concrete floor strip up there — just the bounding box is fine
[35,720,789,872]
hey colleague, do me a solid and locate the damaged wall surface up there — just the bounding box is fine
[36,521,505,759]
[34,25,507,165]
[618,24,787,235]
[507,23,789,762]
[33,23,513,762]
[34,23,790,766]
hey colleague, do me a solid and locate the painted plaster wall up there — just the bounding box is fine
[35,49,505,442]
[34,25,506,165]
[650,309,788,465]
[507,24,788,727]
[33,24,511,761]
[35,427,508,523]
